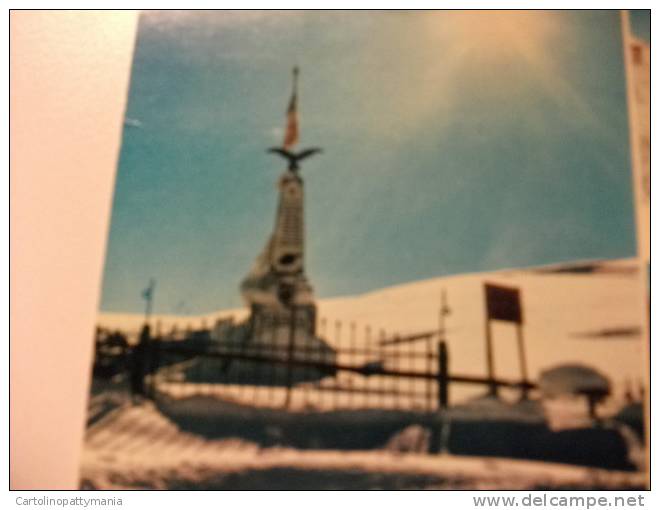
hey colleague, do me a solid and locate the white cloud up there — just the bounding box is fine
[124,117,143,129]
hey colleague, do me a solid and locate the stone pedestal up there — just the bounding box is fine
[208,166,335,384]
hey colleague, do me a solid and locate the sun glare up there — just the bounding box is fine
[437,10,562,61]
[414,10,593,126]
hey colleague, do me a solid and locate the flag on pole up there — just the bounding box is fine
[142,279,155,301]
[283,67,299,150]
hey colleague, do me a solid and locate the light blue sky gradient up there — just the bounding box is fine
[100,10,649,315]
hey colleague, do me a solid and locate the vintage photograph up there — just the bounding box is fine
[80,10,650,489]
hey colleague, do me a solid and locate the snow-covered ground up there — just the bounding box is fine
[81,401,644,490]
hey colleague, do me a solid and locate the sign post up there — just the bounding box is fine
[484,283,528,399]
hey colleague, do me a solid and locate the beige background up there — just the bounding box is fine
[10,11,138,489]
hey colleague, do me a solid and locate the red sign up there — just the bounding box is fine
[485,283,523,324]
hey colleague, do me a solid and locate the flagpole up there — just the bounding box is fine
[268,67,322,171]
[143,278,155,325]
[292,66,299,94]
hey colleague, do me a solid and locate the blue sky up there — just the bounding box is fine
[100,10,649,315]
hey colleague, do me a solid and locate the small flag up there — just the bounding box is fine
[283,67,299,150]
[142,279,155,301]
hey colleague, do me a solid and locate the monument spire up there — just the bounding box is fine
[242,66,324,311]
[221,67,335,387]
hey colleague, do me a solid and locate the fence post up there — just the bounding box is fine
[426,337,433,412]
[269,313,277,407]
[149,328,160,400]
[437,340,449,410]
[516,323,529,400]
[406,332,414,410]
[484,317,498,397]
[334,320,342,409]
[393,332,400,410]
[253,314,263,406]
[349,321,356,409]
[130,324,150,401]
[379,329,386,408]
[365,325,372,408]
